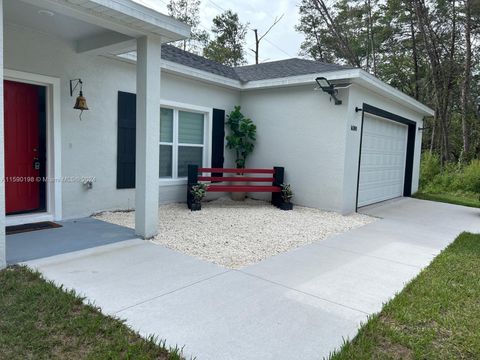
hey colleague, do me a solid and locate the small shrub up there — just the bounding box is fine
[424,170,456,194]
[281,184,294,203]
[419,152,441,189]
[190,183,207,203]
[458,160,480,196]
[420,155,480,199]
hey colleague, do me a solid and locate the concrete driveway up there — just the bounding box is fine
[24,198,480,360]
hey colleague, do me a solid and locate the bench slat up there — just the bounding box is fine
[207,185,281,192]
[198,176,274,182]
[198,168,275,174]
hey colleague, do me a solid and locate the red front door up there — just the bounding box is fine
[4,80,43,214]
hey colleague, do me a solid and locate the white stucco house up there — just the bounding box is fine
[0,0,434,268]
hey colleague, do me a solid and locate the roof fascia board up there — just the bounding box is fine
[237,68,434,116]
[159,59,242,89]
[355,70,434,116]
[240,69,361,90]
[87,0,190,39]
[106,55,243,89]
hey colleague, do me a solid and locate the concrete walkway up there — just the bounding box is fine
[24,198,480,360]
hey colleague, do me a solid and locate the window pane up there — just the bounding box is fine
[179,111,204,144]
[178,146,203,177]
[160,108,173,143]
[159,145,172,178]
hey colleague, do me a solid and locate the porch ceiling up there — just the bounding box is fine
[7,0,190,54]
[5,0,107,42]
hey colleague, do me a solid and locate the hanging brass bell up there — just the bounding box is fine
[74,91,89,111]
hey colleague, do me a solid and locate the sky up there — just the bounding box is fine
[132,0,305,64]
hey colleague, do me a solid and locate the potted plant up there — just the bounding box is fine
[225,106,256,201]
[279,183,294,210]
[190,183,207,211]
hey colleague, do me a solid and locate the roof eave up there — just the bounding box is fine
[90,0,191,41]
[240,69,361,90]
[108,51,435,116]
[355,70,434,117]
[160,59,242,89]
[22,0,190,42]
[240,68,434,117]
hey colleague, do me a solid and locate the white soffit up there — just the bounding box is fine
[18,0,190,42]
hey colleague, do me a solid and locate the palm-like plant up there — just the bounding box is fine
[225,106,256,168]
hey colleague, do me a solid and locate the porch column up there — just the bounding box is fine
[135,36,161,239]
[0,0,5,269]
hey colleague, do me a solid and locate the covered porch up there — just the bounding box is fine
[6,217,135,264]
[0,0,190,268]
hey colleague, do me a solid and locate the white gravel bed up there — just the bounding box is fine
[94,197,376,269]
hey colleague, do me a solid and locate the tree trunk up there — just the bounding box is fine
[461,0,472,157]
[408,0,420,100]
[413,0,457,162]
[430,117,436,153]
[312,0,361,67]
[254,29,259,64]
[366,0,377,75]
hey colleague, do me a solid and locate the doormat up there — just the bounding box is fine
[6,221,62,235]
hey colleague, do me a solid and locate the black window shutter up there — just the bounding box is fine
[212,109,225,178]
[117,91,137,189]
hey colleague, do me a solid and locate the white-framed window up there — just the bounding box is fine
[159,105,209,180]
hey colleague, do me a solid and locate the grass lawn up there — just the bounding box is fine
[330,232,480,360]
[0,266,184,360]
[413,191,480,208]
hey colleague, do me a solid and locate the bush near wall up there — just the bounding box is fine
[418,153,480,200]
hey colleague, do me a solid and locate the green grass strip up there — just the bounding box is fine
[330,232,480,359]
[413,192,480,208]
[0,266,185,360]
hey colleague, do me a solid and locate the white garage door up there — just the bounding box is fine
[358,114,408,207]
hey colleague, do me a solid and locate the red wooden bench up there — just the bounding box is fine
[187,164,285,209]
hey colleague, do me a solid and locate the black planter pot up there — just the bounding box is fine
[191,202,202,211]
[278,202,293,211]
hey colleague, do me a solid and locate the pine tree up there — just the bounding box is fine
[167,0,209,54]
[203,10,247,66]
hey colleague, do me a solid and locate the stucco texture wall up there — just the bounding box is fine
[239,85,349,211]
[4,25,240,219]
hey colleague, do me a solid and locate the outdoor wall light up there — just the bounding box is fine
[70,78,89,119]
[315,77,342,105]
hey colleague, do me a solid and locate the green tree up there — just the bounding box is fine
[203,10,247,66]
[296,0,480,162]
[167,0,209,54]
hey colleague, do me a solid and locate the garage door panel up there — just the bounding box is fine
[358,115,408,207]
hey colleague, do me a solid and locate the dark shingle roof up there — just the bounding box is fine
[234,58,353,82]
[161,44,241,80]
[161,44,353,83]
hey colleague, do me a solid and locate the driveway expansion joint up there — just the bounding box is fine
[114,269,231,314]
[235,269,370,315]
